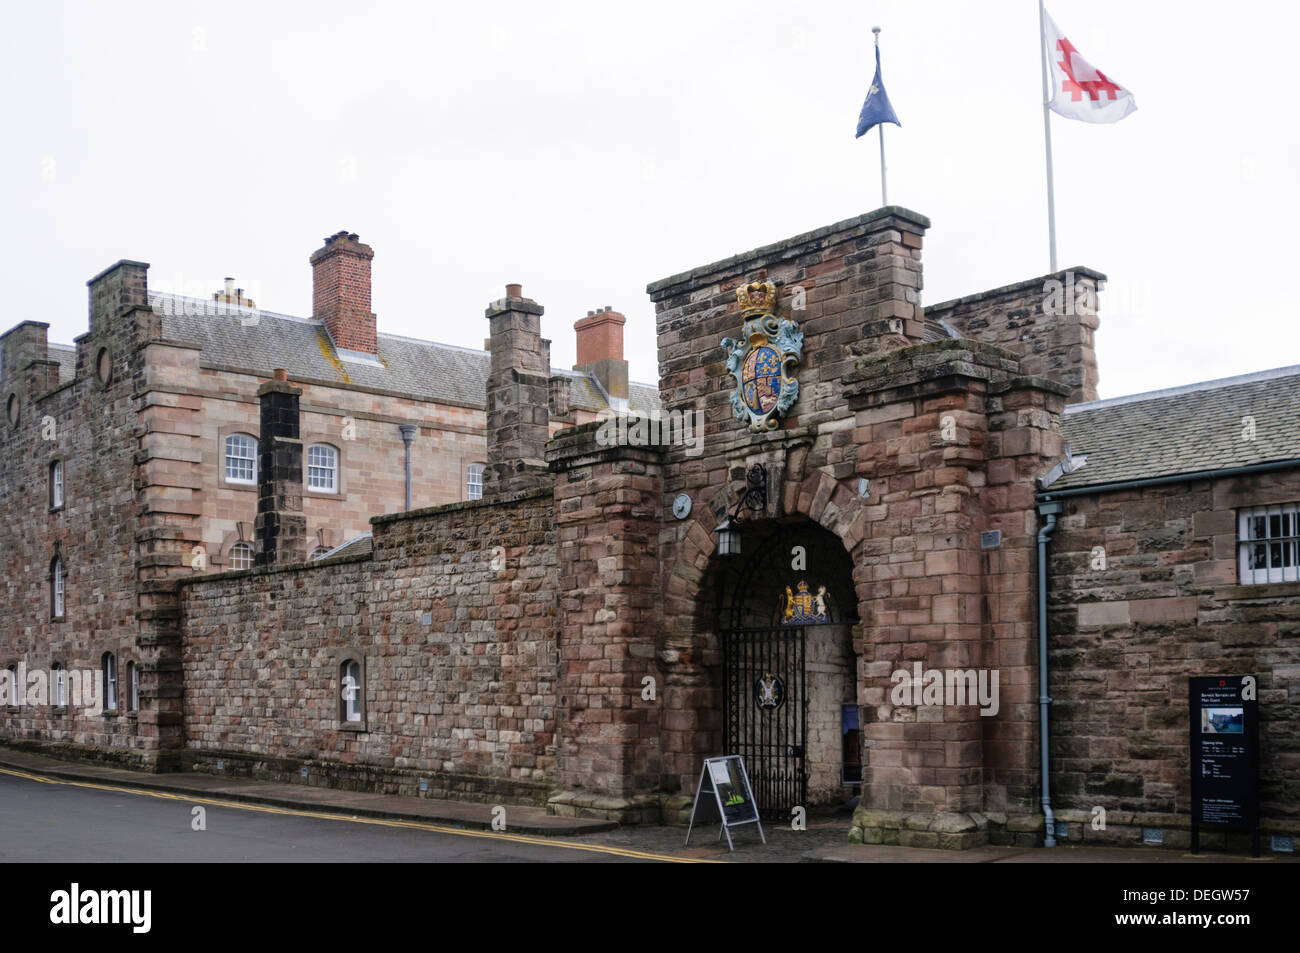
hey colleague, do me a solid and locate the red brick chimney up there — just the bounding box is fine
[573,306,628,403]
[310,231,376,357]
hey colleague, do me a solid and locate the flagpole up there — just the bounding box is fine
[1038,0,1058,272]
[874,26,888,206]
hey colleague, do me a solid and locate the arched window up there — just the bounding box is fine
[311,546,331,561]
[102,653,118,712]
[49,460,64,509]
[466,462,485,501]
[52,663,67,708]
[228,541,254,571]
[340,659,362,723]
[307,444,339,493]
[128,661,138,711]
[224,434,258,484]
[50,556,65,620]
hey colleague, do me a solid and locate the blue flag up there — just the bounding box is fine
[855,45,900,138]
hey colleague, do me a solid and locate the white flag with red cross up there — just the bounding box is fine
[1043,10,1137,124]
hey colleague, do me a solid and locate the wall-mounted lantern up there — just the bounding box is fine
[714,464,768,557]
[714,513,742,556]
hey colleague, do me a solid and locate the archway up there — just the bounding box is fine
[708,517,859,817]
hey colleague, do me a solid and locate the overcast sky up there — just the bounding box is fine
[2,0,1296,399]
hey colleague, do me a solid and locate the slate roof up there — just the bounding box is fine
[316,532,373,560]
[48,344,77,384]
[924,318,960,343]
[1051,365,1300,490]
[148,292,659,416]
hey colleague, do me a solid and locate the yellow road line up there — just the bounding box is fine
[0,766,721,863]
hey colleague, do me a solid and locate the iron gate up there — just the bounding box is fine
[720,625,807,820]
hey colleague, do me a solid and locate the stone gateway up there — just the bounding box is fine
[2,207,1298,852]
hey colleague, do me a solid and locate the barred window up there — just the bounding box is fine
[307,444,338,492]
[225,434,257,484]
[228,541,254,571]
[1238,503,1300,584]
[466,463,485,501]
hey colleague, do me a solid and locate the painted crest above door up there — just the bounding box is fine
[721,280,804,432]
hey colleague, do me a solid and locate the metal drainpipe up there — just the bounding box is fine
[1036,500,1063,847]
[399,425,417,511]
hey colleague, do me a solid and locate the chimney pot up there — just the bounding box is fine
[273,368,287,382]
[506,283,523,299]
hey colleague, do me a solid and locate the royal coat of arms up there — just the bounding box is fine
[721,280,804,432]
[781,580,828,625]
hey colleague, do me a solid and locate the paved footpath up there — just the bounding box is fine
[0,748,1290,864]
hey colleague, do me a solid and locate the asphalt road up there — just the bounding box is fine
[0,771,669,863]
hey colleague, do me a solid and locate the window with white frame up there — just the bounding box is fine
[128,661,138,711]
[50,460,63,508]
[5,664,17,707]
[466,462,485,501]
[51,556,64,619]
[307,444,338,492]
[224,434,258,484]
[102,653,118,711]
[1238,503,1300,584]
[228,541,254,571]
[341,659,362,723]
[52,663,67,708]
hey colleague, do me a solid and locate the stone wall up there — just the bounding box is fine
[179,488,560,802]
[842,343,1067,845]
[0,264,151,765]
[806,624,856,804]
[546,422,666,820]
[927,267,1103,405]
[646,207,1072,846]
[1042,470,1300,848]
[648,208,933,817]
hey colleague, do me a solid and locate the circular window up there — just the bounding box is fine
[5,393,18,427]
[96,347,112,385]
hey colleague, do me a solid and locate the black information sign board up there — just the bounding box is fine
[684,755,766,851]
[1188,674,1259,857]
